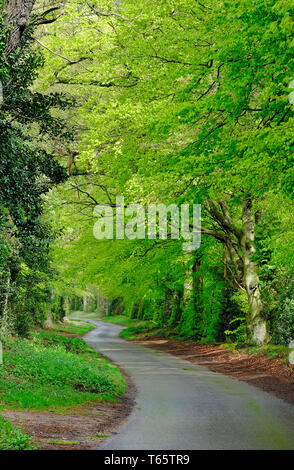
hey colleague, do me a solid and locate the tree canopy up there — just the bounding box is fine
[0,0,293,345]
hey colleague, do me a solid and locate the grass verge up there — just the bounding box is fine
[0,318,127,449]
[220,343,290,361]
[49,318,96,335]
[69,311,156,338]
[69,311,102,320]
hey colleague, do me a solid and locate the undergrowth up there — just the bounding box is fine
[0,319,127,449]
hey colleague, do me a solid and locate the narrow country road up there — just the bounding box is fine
[84,320,294,450]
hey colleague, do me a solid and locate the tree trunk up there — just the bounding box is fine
[183,252,203,306]
[192,253,203,313]
[137,299,144,320]
[191,253,204,338]
[162,288,173,325]
[183,254,193,305]
[96,291,101,312]
[83,296,88,312]
[1,272,11,336]
[3,0,36,56]
[241,196,268,345]
[206,196,268,344]
[103,298,108,314]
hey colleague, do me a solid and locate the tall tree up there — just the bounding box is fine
[35,0,293,345]
[0,0,72,334]
[2,0,36,56]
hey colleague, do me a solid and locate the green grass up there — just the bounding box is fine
[0,318,127,449]
[69,311,156,339]
[69,311,101,320]
[0,416,37,450]
[37,329,94,354]
[120,324,187,341]
[0,321,126,412]
[51,318,96,335]
[220,343,291,361]
[220,343,239,352]
[120,325,160,339]
[247,344,290,360]
[72,312,185,341]
[100,314,154,328]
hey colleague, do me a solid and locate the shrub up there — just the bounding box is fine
[0,416,36,450]
[272,298,294,346]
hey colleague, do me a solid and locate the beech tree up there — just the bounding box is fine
[1,0,292,344]
[3,0,36,56]
[36,0,293,345]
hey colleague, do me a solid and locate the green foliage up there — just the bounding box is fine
[5,341,115,394]
[3,0,291,345]
[225,317,247,345]
[271,298,294,346]
[51,295,66,322]
[0,18,73,335]
[108,298,125,317]
[217,286,246,342]
[0,327,126,411]
[0,416,37,450]
[100,314,154,329]
[37,330,94,353]
[51,319,95,336]
[221,342,290,361]
[247,344,290,360]
[178,302,200,339]
[120,326,152,339]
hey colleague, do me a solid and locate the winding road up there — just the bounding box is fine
[84,320,294,450]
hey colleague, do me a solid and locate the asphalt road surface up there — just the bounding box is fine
[83,320,294,450]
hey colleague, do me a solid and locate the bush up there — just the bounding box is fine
[272,298,294,346]
[0,330,126,411]
[120,326,149,338]
[0,416,36,450]
[224,317,247,344]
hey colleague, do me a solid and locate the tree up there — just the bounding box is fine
[3,0,36,56]
[0,0,72,334]
[35,0,293,344]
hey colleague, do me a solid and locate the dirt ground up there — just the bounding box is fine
[2,388,134,450]
[134,339,294,406]
[1,369,135,451]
